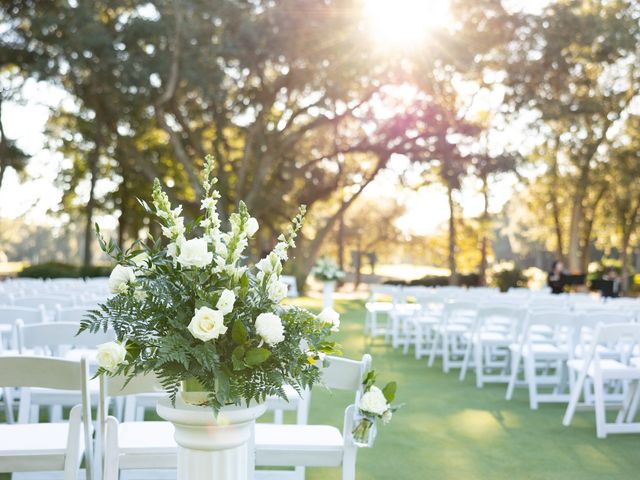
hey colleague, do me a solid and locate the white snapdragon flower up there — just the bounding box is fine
[188,306,228,342]
[201,197,216,210]
[255,312,285,346]
[167,235,185,260]
[109,265,136,294]
[177,237,213,268]
[216,289,236,315]
[256,257,272,273]
[96,341,127,373]
[317,307,340,333]
[273,242,288,261]
[359,386,388,416]
[246,217,259,237]
[267,279,288,303]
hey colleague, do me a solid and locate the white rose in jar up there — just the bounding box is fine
[359,386,388,416]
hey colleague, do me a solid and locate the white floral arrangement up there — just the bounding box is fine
[352,371,398,447]
[82,156,340,411]
[311,255,345,282]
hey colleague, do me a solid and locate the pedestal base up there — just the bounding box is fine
[156,396,267,480]
[322,281,335,309]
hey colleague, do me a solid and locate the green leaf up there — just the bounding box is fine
[232,320,247,345]
[245,347,271,367]
[232,345,245,370]
[382,381,397,403]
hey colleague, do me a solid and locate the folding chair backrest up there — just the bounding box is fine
[579,311,633,329]
[593,323,640,344]
[444,301,478,320]
[13,295,75,310]
[0,355,88,391]
[56,305,95,323]
[0,306,45,326]
[321,354,372,392]
[17,321,115,353]
[525,309,575,329]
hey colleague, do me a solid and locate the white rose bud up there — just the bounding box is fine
[177,237,213,268]
[382,409,393,425]
[188,306,228,342]
[255,312,285,346]
[317,307,340,333]
[216,289,236,315]
[96,341,127,373]
[246,217,259,237]
[109,265,136,294]
[359,386,388,416]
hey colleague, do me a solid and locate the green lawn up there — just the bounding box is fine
[303,298,640,480]
[3,298,639,479]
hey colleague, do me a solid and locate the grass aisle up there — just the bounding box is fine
[302,298,640,480]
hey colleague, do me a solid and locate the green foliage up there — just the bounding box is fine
[81,164,339,411]
[18,262,111,278]
[492,267,527,293]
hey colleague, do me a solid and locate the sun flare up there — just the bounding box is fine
[364,0,450,46]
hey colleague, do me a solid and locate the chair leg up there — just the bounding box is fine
[459,339,473,381]
[505,351,521,400]
[593,374,607,439]
[428,332,440,367]
[103,418,120,480]
[563,369,588,427]
[442,332,450,373]
[474,342,484,388]
[525,355,538,410]
[342,446,357,480]
[626,380,640,423]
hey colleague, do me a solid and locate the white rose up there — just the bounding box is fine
[188,306,228,342]
[96,341,127,373]
[216,289,236,315]
[359,386,388,416]
[132,252,148,266]
[246,217,259,236]
[109,265,136,294]
[255,312,285,346]
[317,307,340,333]
[177,237,213,268]
[267,279,288,302]
[382,409,393,425]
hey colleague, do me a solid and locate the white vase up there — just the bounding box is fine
[156,395,267,480]
[322,280,335,309]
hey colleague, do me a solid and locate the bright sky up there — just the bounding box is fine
[0,0,549,234]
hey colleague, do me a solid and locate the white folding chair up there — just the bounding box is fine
[563,323,640,438]
[364,285,399,339]
[280,275,299,298]
[13,295,75,311]
[459,305,527,387]
[428,301,478,373]
[0,356,93,480]
[0,306,45,349]
[505,310,576,409]
[254,354,372,480]
[16,321,114,423]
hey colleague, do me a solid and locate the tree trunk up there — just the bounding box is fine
[567,175,588,272]
[83,144,100,267]
[447,183,458,285]
[337,212,345,272]
[478,176,489,286]
[621,235,631,295]
[118,167,128,247]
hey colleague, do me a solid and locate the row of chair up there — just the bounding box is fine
[365,285,640,439]
[0,353,371,480]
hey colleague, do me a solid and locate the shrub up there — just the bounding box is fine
[492,267,527,292]
[18,262,112,279]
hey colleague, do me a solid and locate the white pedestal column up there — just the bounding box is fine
[322,281,335,309]
[157,396,267,480]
